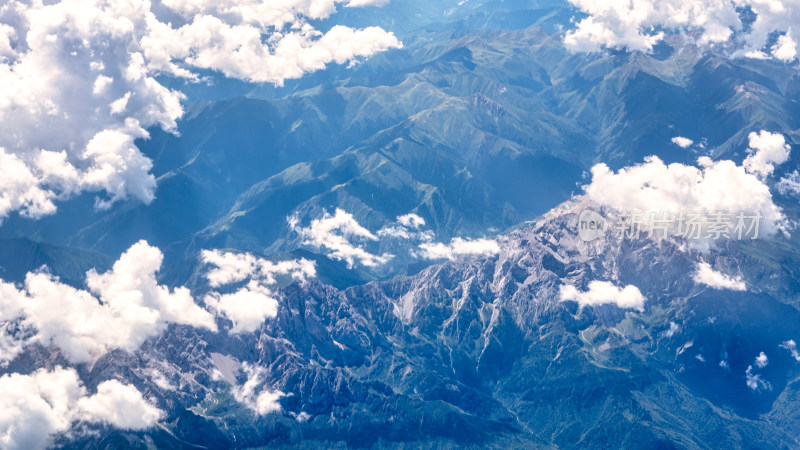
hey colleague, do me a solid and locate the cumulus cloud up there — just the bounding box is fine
[289,209,393,268]
[0,0,399,220]
[583,130,789,237]
[559,281,646,311]
[564,0,800,62]
[755,351,769,368]
[202,250,315,333]
[671,136,694,148]
[564,0,741,53]
[0,240,216,364]
[77,380,164,430]
[0,367,161,450]
[232,363,284,415]
[417,237,500,260]
[206,284,278,334]
[692,262,746,290]
[743,130,791,179]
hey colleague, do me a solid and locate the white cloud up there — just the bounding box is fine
[0,0,399,220]
[289,209,393,268]
[671,136,694,148]
[417,237,500,260]
[0,240,216,364]
[144,20,401,84]
[583,132,788,237]
[692,262,746,290]
[201,250,315,288]
[780,339,800,361]
[745,352,771,390]
[745,1,800,61]
[292,210,501,265]
[743,130,790,179]
[746,364,771,391]
[377,213,434,241]
[564,0,800,63]
[146,369,175,391]
[202,250,314,333]
[0,1,181,218]
[777,170,800,196]
[85,241,217,329]
[293,411,311,422]
[0,323,26,364]
[664,321,680,337]
[232,363,284,415]
[76,379,164,430]
[0,367,161,450]
[755,351,769,368]
[559,281,646,311]
[772,33,798,61]
[205,282,278,334]
[397,213,426,229]
[564,0,740,53]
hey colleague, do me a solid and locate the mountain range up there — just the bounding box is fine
[2,0,800,448]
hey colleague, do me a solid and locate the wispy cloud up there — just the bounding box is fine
[417,237,500,260]
[232,362,285,416]
[291,210,501,265]
[777,171,800,197]
[377,213,434,241]
[290,209,393,268]
[780,340,800,361]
